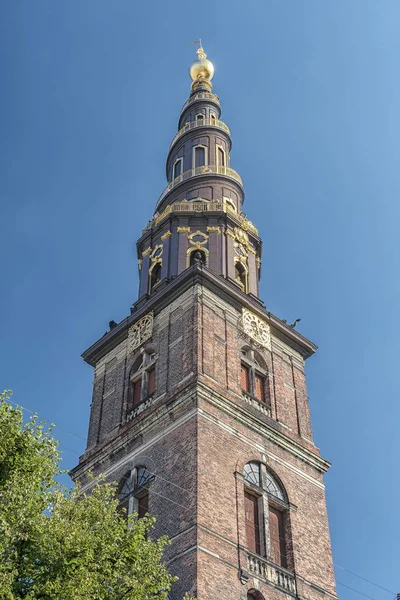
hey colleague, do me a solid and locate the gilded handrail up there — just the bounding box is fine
[157,165,243,208]
[141,198,258,237]
[169,118,230,149]
[181,92,220,112]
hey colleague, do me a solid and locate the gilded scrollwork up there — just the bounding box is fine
[242,308,271,349]
[127,312,154,355]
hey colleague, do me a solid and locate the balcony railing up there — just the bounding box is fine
[157,165,243,208]
[169,118,230,149]
[181,91,220,112]
[142,198,258,237]
[242,392,272,418]
[247,553,296,595]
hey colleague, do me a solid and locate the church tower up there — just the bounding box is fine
[72,46,339,600]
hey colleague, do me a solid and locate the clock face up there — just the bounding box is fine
[128,312,154,354]
[242,309,271,349]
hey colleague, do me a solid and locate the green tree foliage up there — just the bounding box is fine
[0,391,191,600]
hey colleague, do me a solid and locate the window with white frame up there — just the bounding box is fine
[117,466,152,520]
[240,347,270,405]
[129,351,156,412]
[193,145,207,168]
[243,461,290,569]
[216,145,226,167]
[172,158,183,179]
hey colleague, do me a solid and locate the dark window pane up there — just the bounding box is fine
[173,160,182,178]
[195,147,205,167]
[148,368,155,396]
[244,491,261,554]
[241,364,250,392]
[218,147,225,166]
[133,379,142,407]
[269,506,286,567]
[138,492,149,519]
[255,374,265,402]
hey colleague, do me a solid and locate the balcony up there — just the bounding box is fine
[247,553,296,595]
[142,197,258,237]
[169,118,230,150]
[157,165,243,208]
[242,392,272,418]
[181,91,220,112]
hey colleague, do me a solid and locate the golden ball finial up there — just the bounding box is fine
[189,44,214,82]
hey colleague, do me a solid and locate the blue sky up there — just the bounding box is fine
[1,1,399,598]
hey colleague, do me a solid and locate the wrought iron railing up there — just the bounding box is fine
[142,198,258,237]
[247,553,296,595]
[181,92,220,112]
[242,392,272,418]
[157,165,243,207]
[169,118,230,149]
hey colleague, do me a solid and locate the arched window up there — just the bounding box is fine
[247,591,265,600]
[117,472,133,518]
[196,113,204,123]
[193,145,207,168]
[149,262,162,292]
[241,347,270,405]
[190,249,206,266]
[243,461,289,569]
[172,158,183,179]
[235,261,248,293]
[117,466,152,520]
[134,466,151,519]
[128,351,157,414]
[217,145,226,167]
[210,113,216,124]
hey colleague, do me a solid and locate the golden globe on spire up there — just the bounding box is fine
[189,40,214,83]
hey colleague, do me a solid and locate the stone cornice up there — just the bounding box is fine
[196,381,331,474]
[82,263,316,366]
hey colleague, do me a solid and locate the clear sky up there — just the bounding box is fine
[1,1,399,598]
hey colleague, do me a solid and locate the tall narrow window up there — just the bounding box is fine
[241,364,250,392]
[133,378,142,407]
[148,367,155,396]
[240,347,270,407]
[128,353,157,417]
[254,373,265,402]
[210,114,216,124]
[196,114,204,123]
[173,158,182,179]
[194,146,205,167]
[244,491,261,555]
[217,146,225,167]
[269,506,287,568]
[135,466,152,520]
[235,261,247,292]
[149,263,162,291]
[243,461,291,569]
[138,492,149,519]
[118,472,132,518]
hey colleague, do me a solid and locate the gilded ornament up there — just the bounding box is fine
[127,312,154,355]
[242,309,271,350]
[142,247,152,257]
[189,42,215,82]
[188,230,209,245]
[177,226,190,233]
[150,245,163,260]
[207,226,221,233]
[161,231,172,241]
